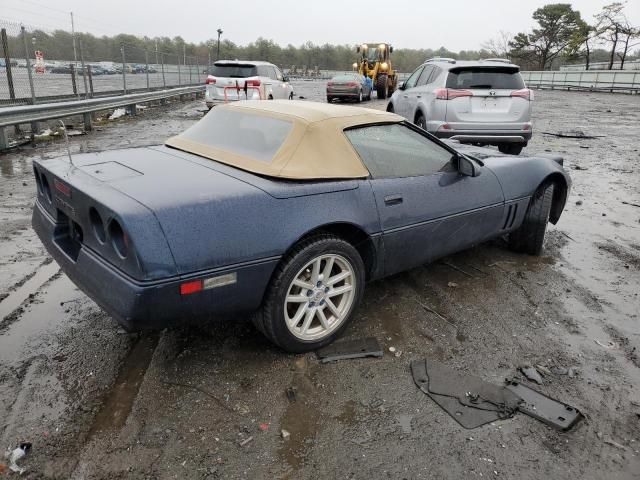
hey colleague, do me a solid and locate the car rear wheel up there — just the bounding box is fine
[327,96,333,103]
[508,182,554,256]
[252,234,365,353]
[498,143,524,155]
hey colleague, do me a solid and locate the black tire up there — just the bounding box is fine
[376,74,388,99]
[508,183,554,256]
[252,234,365,353]
[498,143,524,155]
[289,92,294,100]
[357,90,363,103]
[327,96,333,103]
[386,102,394,113]
[415,113,427,130]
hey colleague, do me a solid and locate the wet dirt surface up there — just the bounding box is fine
[1,83,639,479]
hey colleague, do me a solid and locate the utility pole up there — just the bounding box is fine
[216,28,223,60]
[155,40,158,64]
[70,12,77,66]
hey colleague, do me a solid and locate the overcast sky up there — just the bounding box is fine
[2,0,639,51]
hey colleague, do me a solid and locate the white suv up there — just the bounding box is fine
[388,58,533,155]
[205,60,294,108]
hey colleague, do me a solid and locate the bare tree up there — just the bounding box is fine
[595,2,627,69]
[616,25,640,69]
[481,31,513,59]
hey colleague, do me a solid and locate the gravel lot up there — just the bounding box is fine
[1,82,639,479]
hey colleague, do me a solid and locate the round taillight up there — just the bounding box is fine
[41,174,52,203]
[89,207,106,243]
[109,219,128,258]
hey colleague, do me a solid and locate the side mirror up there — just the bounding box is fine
[458,155,481,177]
[390,46,394,53]
[398,81,406,91]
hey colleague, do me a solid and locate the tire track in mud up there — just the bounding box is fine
[0,261,61,334]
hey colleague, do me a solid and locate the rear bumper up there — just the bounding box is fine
[32,201,278,330]
[433,129,532,144]
[327,88,360,97]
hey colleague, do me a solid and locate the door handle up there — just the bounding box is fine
[416,95,422,98]
[384,195,403,206]
[403,95,408,98]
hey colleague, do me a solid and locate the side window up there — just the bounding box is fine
[427,66,442,85]
[345,123,455,179]
[404,66,424,90]
[257,66,269,77]
[274,67,284,81]
[268,67,278,80]
[416,65,434,86]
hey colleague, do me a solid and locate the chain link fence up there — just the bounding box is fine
[1,19,207,107]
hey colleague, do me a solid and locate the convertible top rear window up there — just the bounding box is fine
[177,109,293,162]
[446,67,524,90]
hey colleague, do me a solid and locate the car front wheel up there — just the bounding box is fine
[415,113,427,130]
[252,235,365,352]
[508,182,554,255]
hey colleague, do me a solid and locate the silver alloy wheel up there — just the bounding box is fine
[284,254,356,341]
[359,91,363,102]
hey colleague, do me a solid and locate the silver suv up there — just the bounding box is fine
[387,58,532,155]
[205,60,294,108]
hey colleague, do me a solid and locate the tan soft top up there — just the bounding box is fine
[165,100,403,180]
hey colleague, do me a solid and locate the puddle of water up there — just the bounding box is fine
[278,356,321,474]
[87,334,158,437]
[0,260,60,320]
[0,272,78,364]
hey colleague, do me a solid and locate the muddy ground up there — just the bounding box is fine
[1,83,639,479]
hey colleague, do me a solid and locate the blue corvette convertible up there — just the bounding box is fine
[32,101,570,352]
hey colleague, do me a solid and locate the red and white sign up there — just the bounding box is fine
[34,50,45,74]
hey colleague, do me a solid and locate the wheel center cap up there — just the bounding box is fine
[312,289,325,303]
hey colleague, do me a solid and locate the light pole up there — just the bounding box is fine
[216,28,223,61]
[207,41,213,69]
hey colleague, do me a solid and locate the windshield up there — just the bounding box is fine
[446,67,524,90]
[174,109,293,163]
[208,64,258,78]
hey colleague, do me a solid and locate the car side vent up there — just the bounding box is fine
[502,205,513,230]
[508,204,518,229]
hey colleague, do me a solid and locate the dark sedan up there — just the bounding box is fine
[327,73,372,103]
[32,101,570,352]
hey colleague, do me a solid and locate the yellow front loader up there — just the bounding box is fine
[355,43,397,100]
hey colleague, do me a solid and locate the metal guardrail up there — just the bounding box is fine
[0,84,204,149]
[521,70,640,94]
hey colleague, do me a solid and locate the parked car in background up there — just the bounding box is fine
[50,65,73,74]
[204,60,294,108]
[327,73,372,103]
[387,58,533,155]
[32,101,570,353]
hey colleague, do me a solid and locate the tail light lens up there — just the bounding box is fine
[205,76,216,84]
[109,219,128,259]
[434,88,473,100]
[246,79,261,87]
[511,89,533,100]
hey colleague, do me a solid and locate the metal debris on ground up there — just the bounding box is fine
[281,429,290,439]
[447,282,459,288]
[410,359,521,429]
[505,379,583,431]
[238,436,253,447]
[541,130,605,139]
[411,360,584,431]
[519,366,543,384]
[622,201,640,208]
[316,337,383,363]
